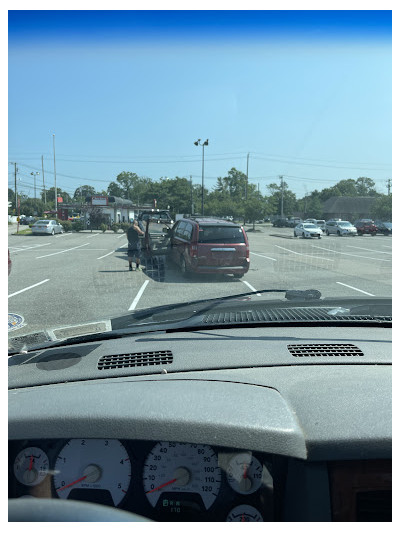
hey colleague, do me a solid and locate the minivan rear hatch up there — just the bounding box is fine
[197,225,247,266]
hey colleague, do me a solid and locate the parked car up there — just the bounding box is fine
[31,219,64,235]
[304,218,318,224]
[354,220,378,236]
[325,220,357,236]
[375,221,392,236]
[286,218,303,228]
[168,217,249,278]
[316,220,326,232]
[272,218,288,227]
[20,216,36,225]
[293,223,323,239]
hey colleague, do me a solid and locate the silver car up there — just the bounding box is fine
[325,220,357,236]
[31,219,64,235]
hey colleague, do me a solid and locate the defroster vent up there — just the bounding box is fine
[288,344,364,357]
[98,350,173,370]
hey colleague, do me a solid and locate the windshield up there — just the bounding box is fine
[8,10,392,349]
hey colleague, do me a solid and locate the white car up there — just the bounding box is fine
[316,220,326,232]
[293,223,323,239]
[326,220,357,236]
[31,219,64,235]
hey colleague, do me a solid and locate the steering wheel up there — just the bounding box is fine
[8,498,152,522]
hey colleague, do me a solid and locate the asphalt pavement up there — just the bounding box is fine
[8,225,392,340]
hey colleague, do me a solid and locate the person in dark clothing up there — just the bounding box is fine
[126,219,145,271]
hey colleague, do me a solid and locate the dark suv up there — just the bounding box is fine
[169,217,250,277]
[354,219,378,236]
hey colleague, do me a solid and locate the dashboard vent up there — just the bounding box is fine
[98,350,173,370]
[287,344,364,357]
[202,307,390,324]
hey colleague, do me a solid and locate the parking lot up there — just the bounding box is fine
[8,226,392,339]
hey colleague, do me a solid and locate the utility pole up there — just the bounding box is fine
[386,178,392,195]
[42,155,47,204]
[246,153,249,200]
[279,175,284,218]
[194,139,209,215]
[190,175,193,215]
[14,162,18,212]
[31,172,40,200]
[53,134,57,217]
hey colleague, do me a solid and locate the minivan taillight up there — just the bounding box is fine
[190,245,198,258]
[245,244,249,258]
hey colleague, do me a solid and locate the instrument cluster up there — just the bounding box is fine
[9,438,278,521]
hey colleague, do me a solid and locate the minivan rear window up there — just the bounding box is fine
[198,225,245,244]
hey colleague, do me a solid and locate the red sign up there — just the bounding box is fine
[57,197,63,203]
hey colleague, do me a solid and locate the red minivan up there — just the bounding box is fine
[169,217,250,277]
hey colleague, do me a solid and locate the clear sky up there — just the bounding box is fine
[8,9,392,200]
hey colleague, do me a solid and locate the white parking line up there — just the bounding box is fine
[55,233,74,238]
[36,243,90,259]
[97,243,127,259]
[129,280,150,310]
[117,234,126,239]
[9,243,51,252]
[241,280,261,296]
[311,245,391,262]
[346,245,391,255]
[8,279,49,298]
[336,282,375,296]
[274,245,334,261]
[87,233,100,238]
[250,252,277,261]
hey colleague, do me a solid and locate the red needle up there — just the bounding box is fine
[28,455,33,471]
[146,478,177,494]
[57,475,87,492]
[243,464,248,479]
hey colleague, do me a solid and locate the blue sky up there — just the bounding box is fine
[8,10,392,199]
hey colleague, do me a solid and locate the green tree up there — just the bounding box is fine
[244,197,265,229]
[371,194,392,221]
[41,187,72,204]
[73,185,97,201]
[19,198,46,217]
[265,181,297,216]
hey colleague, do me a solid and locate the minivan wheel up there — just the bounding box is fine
[337,231,341,236]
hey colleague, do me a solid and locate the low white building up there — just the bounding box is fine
[83,196,136,225]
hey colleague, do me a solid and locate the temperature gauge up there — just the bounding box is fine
[14,447,50,486]
[226,504,263,522]
[226,452,263,495]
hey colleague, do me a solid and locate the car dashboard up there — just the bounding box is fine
[8,323,392,521]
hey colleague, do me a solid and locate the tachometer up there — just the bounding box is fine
[53,439,131,507]
[226,505,263,521]
[143,442,221,510]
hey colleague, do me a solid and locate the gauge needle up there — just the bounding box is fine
[243,464,248,479]
[28,455,33,471]
[56,475,87,492]
[146,478,177,494]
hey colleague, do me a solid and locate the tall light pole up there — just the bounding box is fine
[194,138,208,215]
[30,172,40,200]
[53,134,57,216]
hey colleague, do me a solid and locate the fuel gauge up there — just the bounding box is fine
[14,447,50,486]
[226,452,263,495]
[226,504,263,522]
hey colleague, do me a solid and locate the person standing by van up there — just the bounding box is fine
[126,219,144,271]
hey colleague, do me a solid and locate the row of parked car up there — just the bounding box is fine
[273,217,392,237]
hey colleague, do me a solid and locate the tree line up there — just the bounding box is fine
[8,168,392,222]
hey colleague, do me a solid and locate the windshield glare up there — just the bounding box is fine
[8,11,392,349]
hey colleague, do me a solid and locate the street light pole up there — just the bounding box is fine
[53,134,57,217]
[31,172,40,199]
[194,139,209,215]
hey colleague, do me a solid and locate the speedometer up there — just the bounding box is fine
[143,442,221,510]
[54,439,131,507]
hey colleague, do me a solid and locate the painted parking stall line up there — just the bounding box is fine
[336,282,375,297]
[241,280,261,296]
[311,245,391,262]
[97,243,127,260]
[9,243,52,252]
[87,233,100,239]
[8,279,49,299]
[36,243,90,259]
[129,280,150,310]
[250,252,277,262]
[274,245,334,261]
[345,245,392,255]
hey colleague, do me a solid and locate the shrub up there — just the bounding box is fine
[60,220,73,232]
[111,223,119,233]
[100,223,107,233]
[120,222,130,232]
[73,220,84,232]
